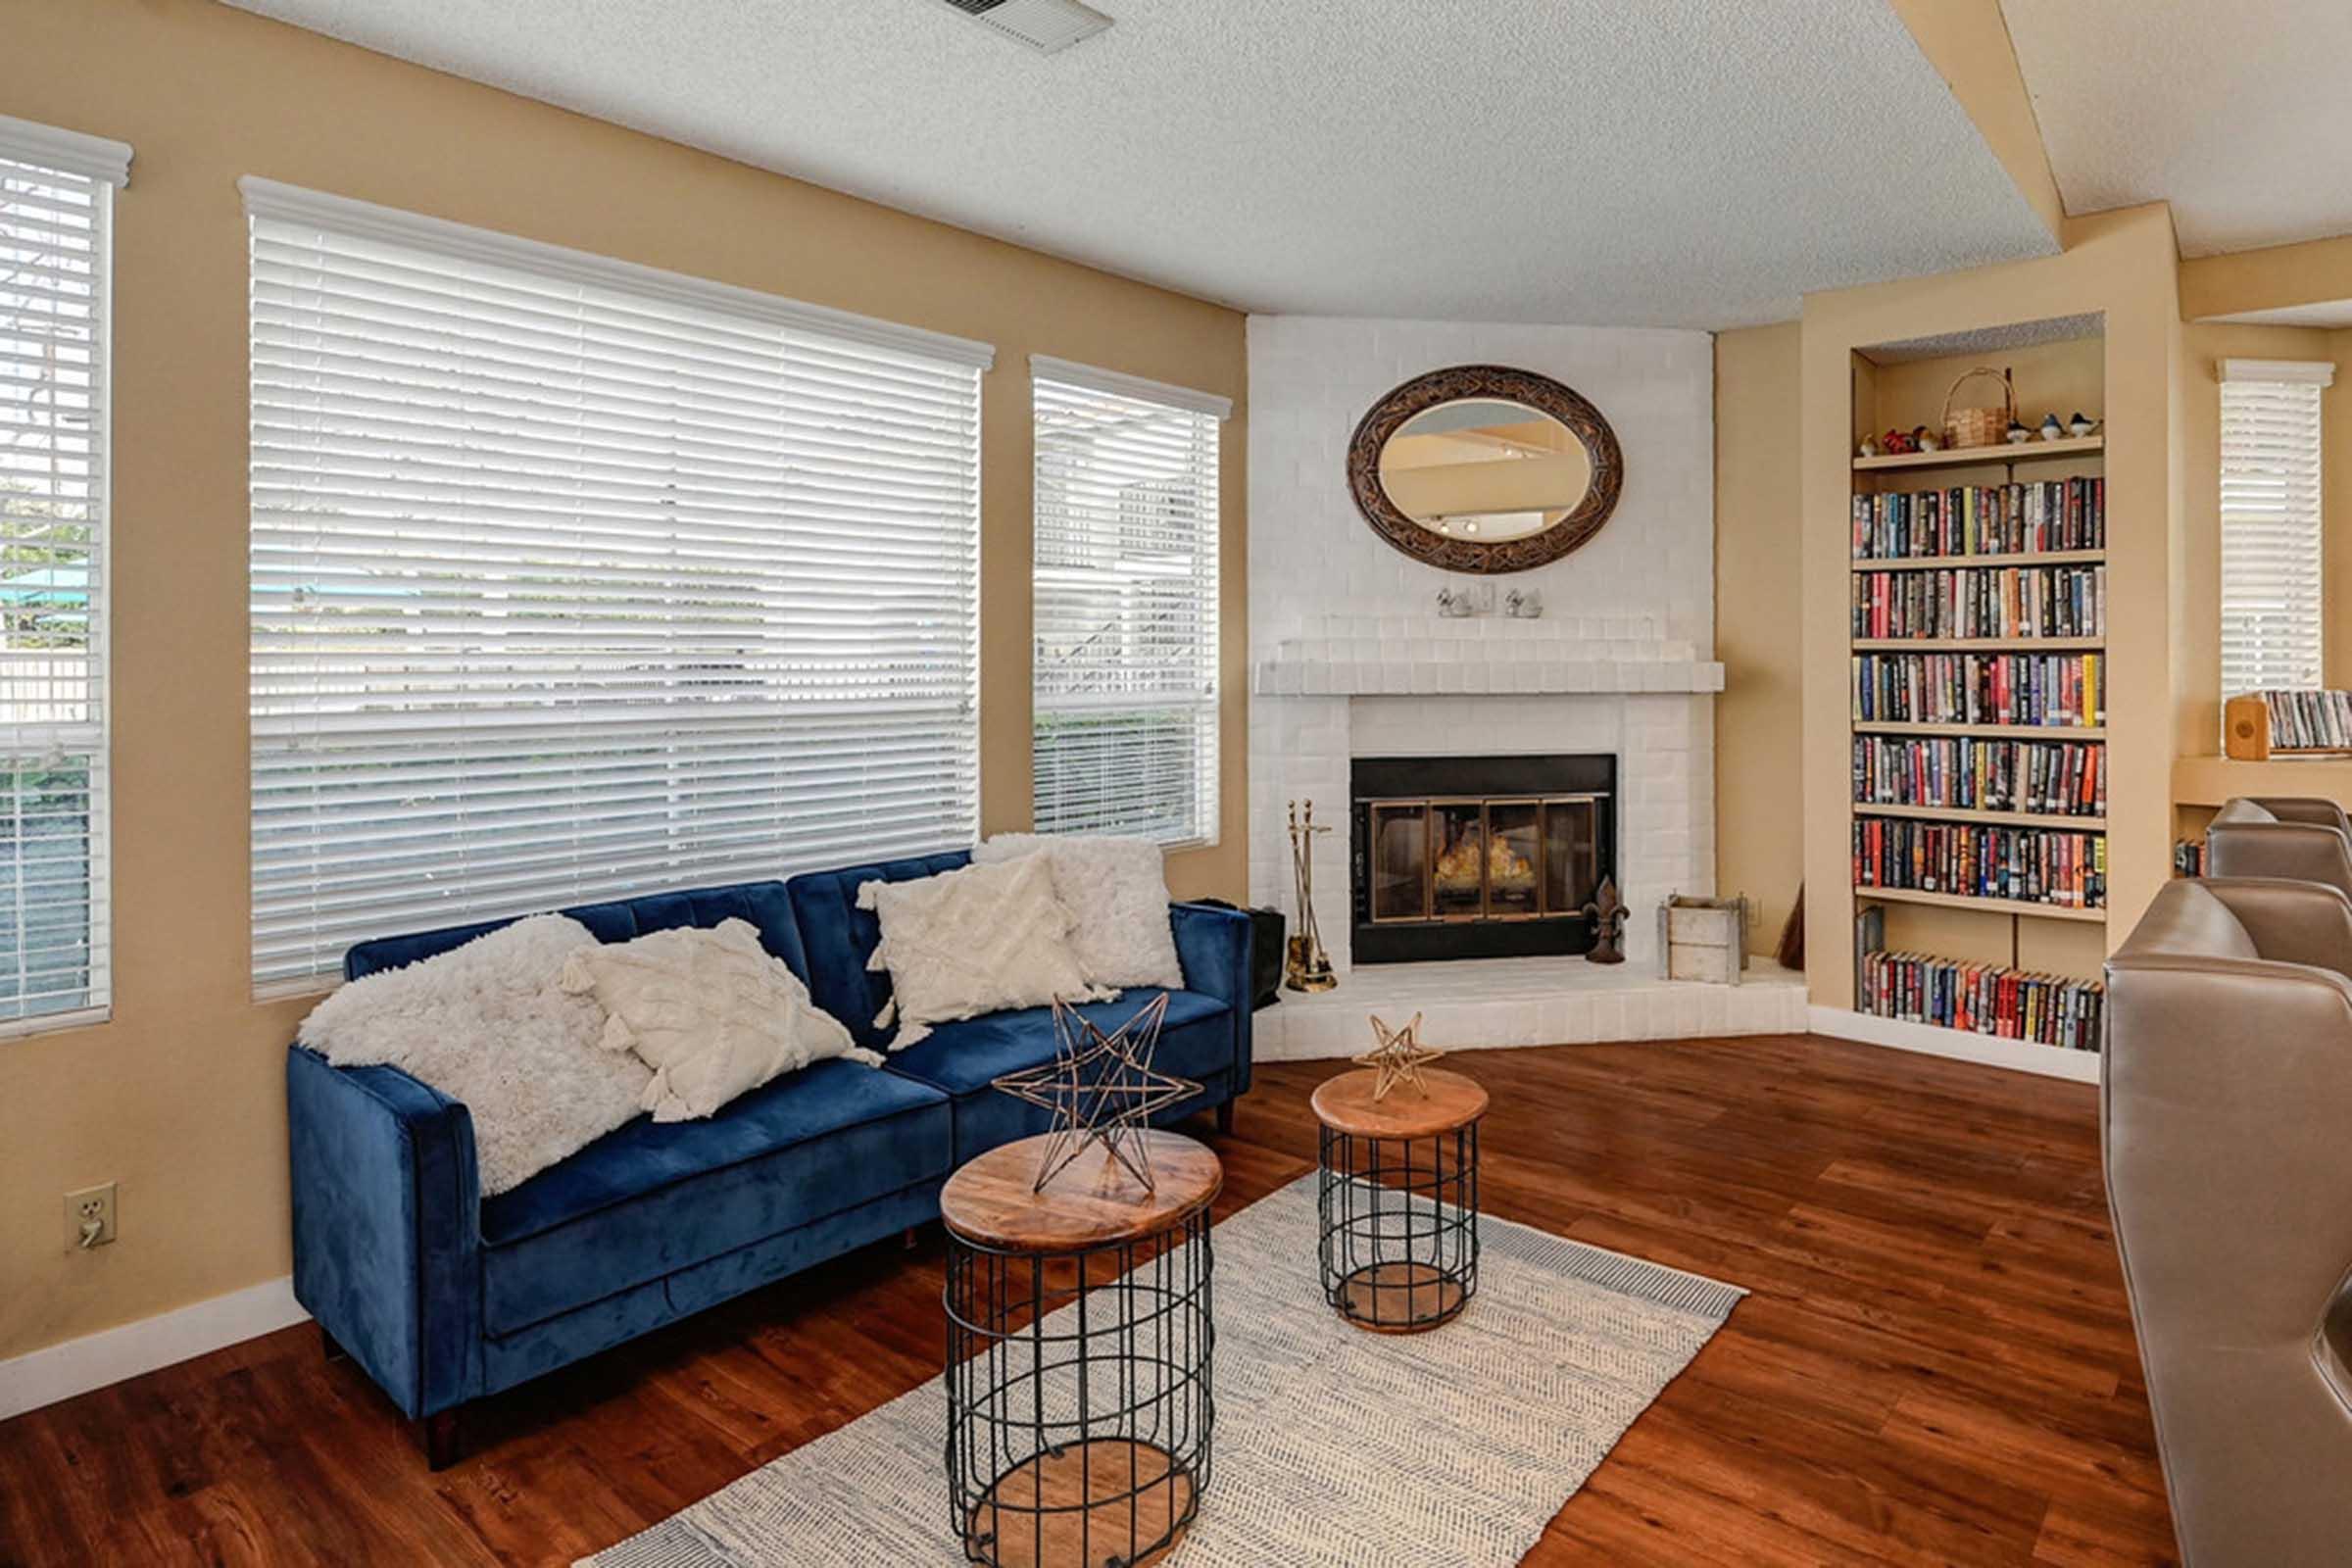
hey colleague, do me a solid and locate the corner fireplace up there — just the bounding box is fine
[1349,754,1616,963]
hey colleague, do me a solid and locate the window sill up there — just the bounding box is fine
[2174,754,2352,808]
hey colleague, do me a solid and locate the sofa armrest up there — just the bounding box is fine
[286,1047,482,1419]
[1171,901,1254,1096]
[2207,813,2352,903]
[2249,796,2352,833]
[2199,877,2352,978]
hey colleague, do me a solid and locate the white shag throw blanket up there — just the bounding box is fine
[298,914,652,1196]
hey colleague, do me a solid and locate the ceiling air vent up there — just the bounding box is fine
[936,0,1112,54]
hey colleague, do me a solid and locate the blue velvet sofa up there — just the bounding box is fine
[286,854,1251,1467]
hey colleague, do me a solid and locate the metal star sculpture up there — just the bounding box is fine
[990,992,1200,1195]
[1354,1010,1446,1102]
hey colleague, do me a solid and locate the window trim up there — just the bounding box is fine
[1028,357,1226,851]
[0,114,132,190]
[0,118,127,1039]
[236,178,994,372]
[2218,356,2334,706]
[243,181,990,991]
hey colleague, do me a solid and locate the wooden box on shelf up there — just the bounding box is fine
[2224,693,2352,761]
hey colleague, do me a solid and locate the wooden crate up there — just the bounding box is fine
[1659,894,1752,985]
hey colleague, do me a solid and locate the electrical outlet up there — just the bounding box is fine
[65,1183,115,1252]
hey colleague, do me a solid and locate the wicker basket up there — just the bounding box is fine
[1942,366,2015,450]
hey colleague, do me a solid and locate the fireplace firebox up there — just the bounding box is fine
[1350,755,1616,963]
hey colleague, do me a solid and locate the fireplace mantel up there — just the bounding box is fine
[1252,614,1724,697]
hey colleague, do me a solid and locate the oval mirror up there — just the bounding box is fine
[1348,366,1623,573]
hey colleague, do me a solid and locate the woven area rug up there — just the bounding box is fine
[582,1176,1743,1568]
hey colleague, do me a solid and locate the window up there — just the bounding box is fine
[246,179,988,990]
[2220,358,2333,698]
[1030,358,1226,847]
[0,118,128,1034]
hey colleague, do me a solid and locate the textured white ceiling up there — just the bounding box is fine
[2000,0,2352,259]
[221,0,2057,329]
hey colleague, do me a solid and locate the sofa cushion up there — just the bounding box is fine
[883,989,1235,1163]
[477,1056,950,1336]
[786,852,972,1054]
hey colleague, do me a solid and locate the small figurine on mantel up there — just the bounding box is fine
[1583,876,1629,964]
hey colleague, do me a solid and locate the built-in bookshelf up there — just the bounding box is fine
[1845,352,2109,1073]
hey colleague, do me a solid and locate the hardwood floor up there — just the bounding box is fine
[0,1034,2179,1566]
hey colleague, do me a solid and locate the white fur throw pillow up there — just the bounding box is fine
[559,918,880,1122]
[972,833,1184,991]
[297,914,650,1197]
[858,856,1108,1050]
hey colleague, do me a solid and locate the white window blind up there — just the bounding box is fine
[0,117,129,1035]
[2220,358,2332,700]
[246,180,988,990]
[1030,358,1225,848]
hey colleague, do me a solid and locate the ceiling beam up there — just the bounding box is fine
[1887,0,2066,248]
[2180,232,2352,323]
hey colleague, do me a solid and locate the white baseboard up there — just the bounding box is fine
[0,1275,308,1422]
[1808,1004,2102,1084]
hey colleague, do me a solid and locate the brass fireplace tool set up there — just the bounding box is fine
[1285,799,1337,992]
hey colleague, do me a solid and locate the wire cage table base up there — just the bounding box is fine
[941,1130,1221,1568]
[1311,1066,1490,1334]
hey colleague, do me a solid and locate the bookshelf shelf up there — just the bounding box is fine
[1852,720,2105,740]
[1848,549,2105,572]
[1852,637,2103,652]
[1852,802,2106,831]
[1853,885,2105,922]
[1810,1007,2103,1084]
[1853,435,2103,471]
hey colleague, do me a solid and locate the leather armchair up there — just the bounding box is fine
[2105,878,2352,1565]
[2206,796,2352,900]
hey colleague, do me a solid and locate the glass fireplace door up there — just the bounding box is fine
[1366,801,1429,923]
[1542,796,1601,915]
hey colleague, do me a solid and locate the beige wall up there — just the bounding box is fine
[0,0,1248,1362]
[1712,323,1804,956]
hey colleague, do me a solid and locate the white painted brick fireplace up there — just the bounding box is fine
[1244,315,1806,1058]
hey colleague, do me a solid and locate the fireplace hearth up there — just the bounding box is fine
[1350,754,1616,963]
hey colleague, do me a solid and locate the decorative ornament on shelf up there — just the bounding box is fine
[2037,413,2065,442]
[1582,875,1629,965]
[1879,426,1919,456]
[1285,800,1338,993]
[1912,425,1942,453]
[990,991,1199,1196]
[2068,412,2099,438]
[1353,1010,1446,1102]
[1857,435,1879,460]
[2005,420,2034,445]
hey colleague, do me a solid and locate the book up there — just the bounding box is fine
[1859,949,2104,1052]
[1851,477,2105,561]
[1850,564,2105,640]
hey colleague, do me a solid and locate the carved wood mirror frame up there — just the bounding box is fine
[1347,364,1625,574]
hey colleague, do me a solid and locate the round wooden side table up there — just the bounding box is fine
[1311,1067,1489,1333]
[940,1130,1221,1568]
